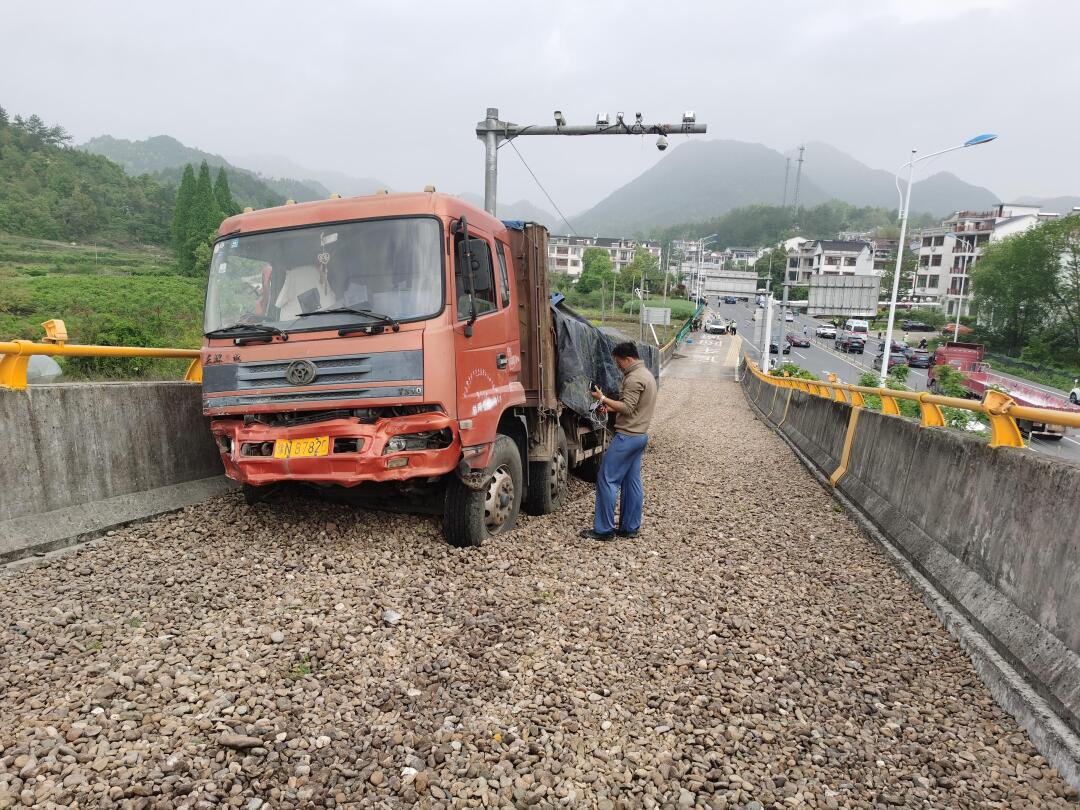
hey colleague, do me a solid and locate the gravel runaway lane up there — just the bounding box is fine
[0,336,1075,809]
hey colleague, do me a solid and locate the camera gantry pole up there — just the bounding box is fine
[475,108,708,216]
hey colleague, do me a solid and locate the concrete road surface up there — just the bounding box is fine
[702,299,1080,466]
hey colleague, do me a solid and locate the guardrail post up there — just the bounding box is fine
[880,393,901,415]
[827,373,847,403]
[982,389,1025,448]
[184,359,203,383]
[0,340,34,390]
[917,393,945,428]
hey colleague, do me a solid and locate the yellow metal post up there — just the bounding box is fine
[983,389,1025,448]
[917,393,945,428]
[184,359,203,383]
[830,407,861,486]
[880,394,901,415]
[0,352,29,390]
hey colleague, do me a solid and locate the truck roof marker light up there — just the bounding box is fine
[285,199,296,205]
[375,187,389,195]
[424,185,436,192]
[242,206,254,213]
[329,193,341,199]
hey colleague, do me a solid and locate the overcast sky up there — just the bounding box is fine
[4,0,1078,216]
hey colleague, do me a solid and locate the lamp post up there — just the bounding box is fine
[879,134,997,386]
[696,234,718,302]
[945,231,976,342]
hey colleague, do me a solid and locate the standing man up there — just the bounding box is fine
[580,342,658,541]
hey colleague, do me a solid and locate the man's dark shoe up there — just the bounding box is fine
[616,529,639,538]
[579,528,615,541]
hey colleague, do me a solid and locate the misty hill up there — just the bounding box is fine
[80,135,329,208]
[457,193,559,230]
[572,139,1001,236]
[801,141,998,213]
[1016,195,1080,214]
[230,153,386,198]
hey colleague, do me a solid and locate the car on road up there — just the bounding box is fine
[834,334,865,354]
[874,350,908,371]
[722,296,738,304]
[787,334,810,348]
[784,312,794,322]
[815,324,837,338]
[907,349,933,368]
[901,320,935,331]
[704,319,727,335]
[769,342,792,355]
[1071,379,1079,405]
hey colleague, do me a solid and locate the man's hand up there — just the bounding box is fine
[590,385,604,402]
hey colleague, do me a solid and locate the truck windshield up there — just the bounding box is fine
[203,217,443,334]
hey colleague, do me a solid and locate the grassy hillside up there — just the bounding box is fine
[0,233,203,379]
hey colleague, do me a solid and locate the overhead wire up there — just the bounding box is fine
[505,139,578,236]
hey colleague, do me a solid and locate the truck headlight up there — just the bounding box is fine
[383,429,453,454]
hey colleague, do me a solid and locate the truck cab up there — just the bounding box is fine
[200,192,587,546]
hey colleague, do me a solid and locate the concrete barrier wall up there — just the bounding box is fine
[741,369,1080,774]
[1,383,227,561]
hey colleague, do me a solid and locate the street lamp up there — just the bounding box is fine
[696,234,718,301]
[945,231,976,342]
[879,133,997,386]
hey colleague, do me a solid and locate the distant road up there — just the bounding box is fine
[703,299,1080,465]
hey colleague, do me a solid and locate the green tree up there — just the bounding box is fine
[971,225,1059,353]
[576,247,614,294]
[180,160,224,275]
[1045,214,1080,355]
[625,249,661,293]
[171,164,196,253]
[756,247,790,290]
[880,249,917,300]
[213,167,240,218]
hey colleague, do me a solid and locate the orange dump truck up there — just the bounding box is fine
[200,192,650,546]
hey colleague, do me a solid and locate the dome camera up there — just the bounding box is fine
[656,135,668,152]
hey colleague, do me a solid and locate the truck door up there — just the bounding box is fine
[453,231,512,438]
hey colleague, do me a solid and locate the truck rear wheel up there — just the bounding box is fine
[524,427,568,515]
[443,435,522,548]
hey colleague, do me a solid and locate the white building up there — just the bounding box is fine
[786,240,876,285]
[913,203,1060,317]
[548,235,661,277]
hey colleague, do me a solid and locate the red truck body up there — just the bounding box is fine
[929,342,1075,438]
[200,192,612,545]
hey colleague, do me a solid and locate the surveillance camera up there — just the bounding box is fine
[656,135,668,152]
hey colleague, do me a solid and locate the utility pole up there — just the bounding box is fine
[475,108,708,215]
[791,145,806,230]
[782,157,791,209]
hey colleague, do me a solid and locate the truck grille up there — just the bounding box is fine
[202,350,423,393]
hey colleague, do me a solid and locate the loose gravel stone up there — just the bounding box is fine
[0,351,1075,807]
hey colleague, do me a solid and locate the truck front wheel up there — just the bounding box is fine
[524,427,568,515]
[443,435,523,547]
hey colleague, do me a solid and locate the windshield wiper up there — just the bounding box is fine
[297,306,400,333]
[204,323,288,340]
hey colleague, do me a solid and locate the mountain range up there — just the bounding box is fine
[80,133,1075,239]
[569,140,1003,236]
[80,135,335,209]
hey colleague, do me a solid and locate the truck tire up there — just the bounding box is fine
[524,427,568,515]
[443,435,522,548]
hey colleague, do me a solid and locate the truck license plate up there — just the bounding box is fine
[273,436,330,459]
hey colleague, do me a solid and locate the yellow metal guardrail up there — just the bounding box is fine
[744,356,1080,482]
[0,320,201,390]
